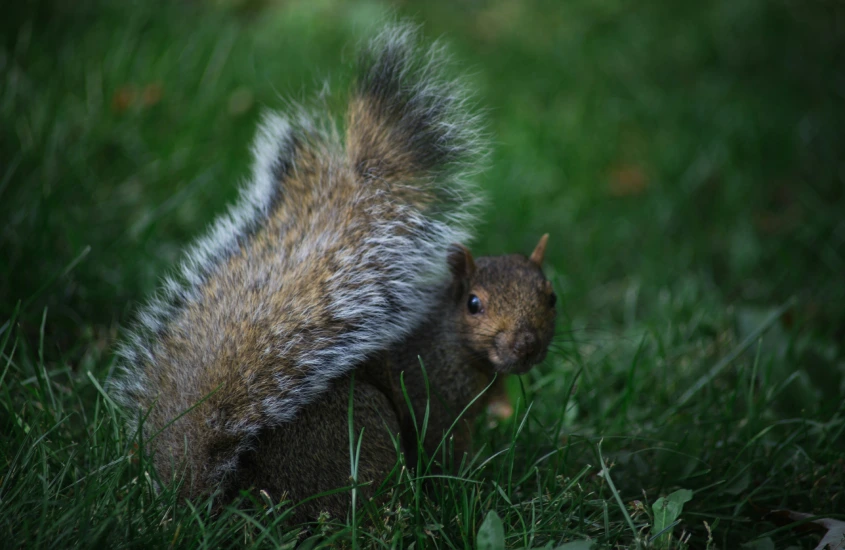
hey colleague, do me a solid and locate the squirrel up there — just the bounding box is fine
[110,24,556,521]
[235,238,556,521]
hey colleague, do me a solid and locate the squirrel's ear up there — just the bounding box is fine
[529,233,549,267]
[447,244,477,281]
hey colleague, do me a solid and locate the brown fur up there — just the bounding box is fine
[237,238,556,520]
[236,370,400,523]
[142,138,439,495]
[141,121,473,496]
[115,24,494,513]
[390,242,557,460]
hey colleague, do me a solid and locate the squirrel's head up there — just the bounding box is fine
[447,234,557,375]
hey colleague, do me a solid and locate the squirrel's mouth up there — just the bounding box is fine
[488,345,548,375]
[488,329,550,374]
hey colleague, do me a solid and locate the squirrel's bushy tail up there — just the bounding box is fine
[111,23,486,499]
[347,25,485,217]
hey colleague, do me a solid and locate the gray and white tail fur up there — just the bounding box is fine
[109,23,486,497]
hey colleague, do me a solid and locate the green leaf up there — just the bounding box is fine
[296,534,324,550]
[651,489,693,546]
[723,469,751,496]
[477,511,506,550]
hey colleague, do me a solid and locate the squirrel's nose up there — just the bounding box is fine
[512,332,537,358]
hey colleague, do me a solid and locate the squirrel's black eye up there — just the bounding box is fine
[467,294,482,314]
[549,292,557,308]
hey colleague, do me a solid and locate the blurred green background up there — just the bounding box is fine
[2,0,844,545]
[3,0,843,353]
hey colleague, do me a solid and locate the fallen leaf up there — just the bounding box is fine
[773,510,845,550]
[141,83,163,106]
[487,377,514,421]
[607,165,649,197]
[111,86,136,113]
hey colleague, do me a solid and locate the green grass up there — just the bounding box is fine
[2,0,844,547]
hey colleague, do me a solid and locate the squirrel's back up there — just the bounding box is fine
[110,24,487,493]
